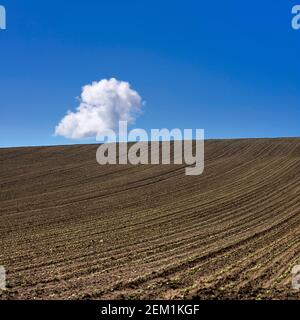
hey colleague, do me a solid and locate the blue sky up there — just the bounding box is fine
[0,0,299,147]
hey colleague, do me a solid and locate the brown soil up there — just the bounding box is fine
[0,138,300,300]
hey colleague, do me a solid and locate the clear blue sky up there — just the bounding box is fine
[0,0,299,147]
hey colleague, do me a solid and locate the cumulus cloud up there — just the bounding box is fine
[55,78,143,139]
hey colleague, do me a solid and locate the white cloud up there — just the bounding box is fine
[55,78,143,139]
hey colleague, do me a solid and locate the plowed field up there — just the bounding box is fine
[0,138,300,299]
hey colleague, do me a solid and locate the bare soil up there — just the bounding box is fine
[0,138,300,300]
